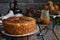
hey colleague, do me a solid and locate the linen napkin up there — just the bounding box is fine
[2,10,14,19]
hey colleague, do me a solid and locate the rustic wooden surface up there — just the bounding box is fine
[54,25,60,40]
[0,30,60,40]
[0,25,60,40]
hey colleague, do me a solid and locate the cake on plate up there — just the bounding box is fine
[2,16,36,35]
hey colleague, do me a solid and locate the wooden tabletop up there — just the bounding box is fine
[0,25,60,40]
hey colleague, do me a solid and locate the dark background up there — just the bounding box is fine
[0,0,60,16]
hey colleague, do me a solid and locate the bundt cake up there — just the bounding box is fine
[2,16,36,35]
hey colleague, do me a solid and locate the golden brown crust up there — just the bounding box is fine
[2,16,36,35]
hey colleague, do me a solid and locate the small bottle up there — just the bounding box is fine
[12,0,22,15]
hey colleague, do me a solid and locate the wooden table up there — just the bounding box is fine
[0,24,60,40]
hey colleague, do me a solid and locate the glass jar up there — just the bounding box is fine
[40,10,50,25]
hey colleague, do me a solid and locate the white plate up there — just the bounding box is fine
[1,26,39,37]
[0,20,2,25]
[0,17,2,24]
[50,15,60,17]
[0,20,2,24]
